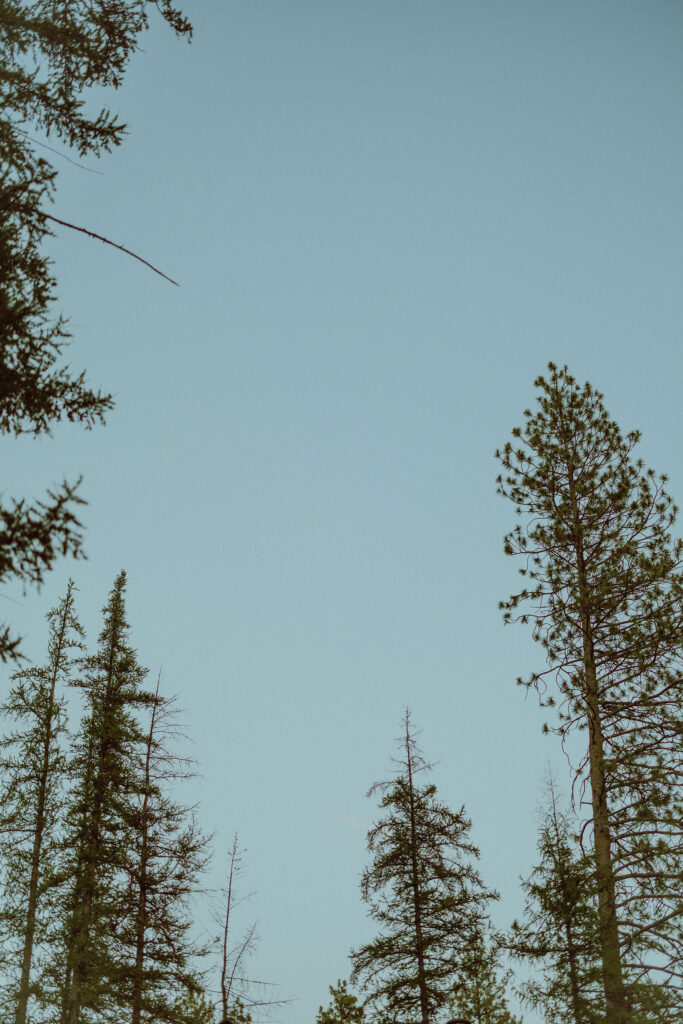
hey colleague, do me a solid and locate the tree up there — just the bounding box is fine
[507,781,604,1024]
[496,364,683,1022]
[0,0,191,662]
[449,930,521,1024]
[317,979,367,1024]
[124,675,212,1024]
[350,710,498,1024]
[57,571,153,1024]
[214,836,285,1023]
[0,581,83,1023]
[174,987,215,1024]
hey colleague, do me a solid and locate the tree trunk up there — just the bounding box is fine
[567,464,629,1024]
[131,686,158,1024]
[405,726,430,1024]
[65,632,117,1024]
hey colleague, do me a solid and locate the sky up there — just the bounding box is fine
[7,1,683,1020]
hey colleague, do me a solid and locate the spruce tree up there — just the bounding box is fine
[124,676,211,1024]
[496,364,683,1022]
[0,581,83,1022]
[58,571,152,1024]
[350,710,497,1024]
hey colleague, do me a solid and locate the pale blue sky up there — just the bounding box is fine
[8,1,683,1020]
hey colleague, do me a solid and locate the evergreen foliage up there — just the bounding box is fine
[449,930,521,1024]
[0,581,83,1023]
[58,571,153,1023]
[175,987,216,1024]
[496,364,683,1022]
[317,979,367,1024]
[507,782,604,1024]
[350,710,498,1024]
[0,0,191,662]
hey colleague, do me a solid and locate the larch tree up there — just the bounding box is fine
[496,364,683,1023]
[57,571,153,1024]
[350,710,498,1024]
[0,581,83,1023]
[0,0,191,662]
[124,675,212,1024]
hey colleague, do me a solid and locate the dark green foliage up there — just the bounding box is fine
[449,931,520,1024]
[225,996,254,1024]
[496,364,683,1020]
[58,571,153,1024]
[174,987,215,1024]
[507,784,604,1024]
[351,711,498,1024]
[0,0,191,662]
[0,581,83,1022]
[317,979,367,1024]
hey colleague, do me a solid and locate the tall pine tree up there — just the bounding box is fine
[496,364,683,1022]
[350,710,497,1024]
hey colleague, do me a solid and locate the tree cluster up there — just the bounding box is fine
[320,365,682,1024]
[0,574,212,1024]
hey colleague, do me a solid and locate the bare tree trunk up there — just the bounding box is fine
[221,836,239,1021]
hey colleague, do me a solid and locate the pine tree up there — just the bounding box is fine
[124,675,211,1024]
[350,710,498,1024]
[449,930,521,1024]
[507,782,604,1024]
[317,979,366,1024]
[496,364,683,1021]
[58,571,152,1024]
[175,987,215,1024]
[0,581,83,1022]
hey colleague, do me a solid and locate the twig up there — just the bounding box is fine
[12,125,104,174]
[40,212,179,286]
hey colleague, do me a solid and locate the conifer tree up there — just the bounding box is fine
[449,931,520,1024]
[507,783,604,1024]
[496,365,683,1022]
[317,979,367,1024]
[0,581,83,1023]
[175,988,215,1024]
[124,676,211,1024]
[58,571,152,1024]
[350,710,497,1024]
